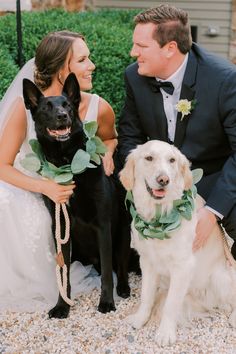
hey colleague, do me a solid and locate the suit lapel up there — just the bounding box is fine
[174,50,197,148]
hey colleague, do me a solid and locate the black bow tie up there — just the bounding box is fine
[149,78,174,95]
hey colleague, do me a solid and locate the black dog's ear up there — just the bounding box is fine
[62,73,81,108]
[23,78,43,117]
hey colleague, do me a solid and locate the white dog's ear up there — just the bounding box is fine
[119,151,136,191]
[178,151,193,190]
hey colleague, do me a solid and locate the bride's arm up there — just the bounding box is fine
[97,97,117,176]
[0,98,75,203]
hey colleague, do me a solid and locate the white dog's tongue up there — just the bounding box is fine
[152,189,165,197]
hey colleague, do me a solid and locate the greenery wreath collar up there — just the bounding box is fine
[125,169,203,241]
[20,121,107,184]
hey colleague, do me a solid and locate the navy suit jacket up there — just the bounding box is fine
[117,43,236,218]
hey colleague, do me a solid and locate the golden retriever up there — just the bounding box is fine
[119,140,236,346]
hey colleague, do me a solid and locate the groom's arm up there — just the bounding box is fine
[117,69,147,167]
[205,70,236,218]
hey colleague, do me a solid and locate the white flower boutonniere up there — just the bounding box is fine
[175,99,197,121]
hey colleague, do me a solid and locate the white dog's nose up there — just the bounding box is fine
[156,174,169,187]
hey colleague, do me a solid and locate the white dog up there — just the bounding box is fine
[119,140,236,346]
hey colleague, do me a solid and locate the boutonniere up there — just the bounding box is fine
[175,99,197,121]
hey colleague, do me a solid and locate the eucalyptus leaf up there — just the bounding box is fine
[71,149,90,174]
[57,164,72,173]
[159,208,179,224]
[87,162,97,168]
[92,136,108,154]
[188,196,195,210]
[125,190,133,210]
[149,224,157,230]
[25,152,38,159]
[143,228,165,240]
[54,172,74,185]
[126,190,134,203]
[130,205,137,219]
[164,218,181,232]
[47,162,60,173]
[135,220,146,228]
[83,121,98,138]
[29,139,45,162]
[155,205,162,219]
[86,139,97,155]
[173,199,186,207]
[20,155,41,172]
[192,168,203,185]
[178,205,187,212]
[192,184,197,198]
[90,152,101,165]
[179,204,192,220]
[41,165,57,180]
[46,162,72,174]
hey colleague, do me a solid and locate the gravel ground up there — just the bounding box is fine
[1,273,236,354]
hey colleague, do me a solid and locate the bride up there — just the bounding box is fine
[0,30,117,312]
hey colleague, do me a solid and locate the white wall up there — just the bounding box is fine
[94,0,233,58]
[0,0,31,11]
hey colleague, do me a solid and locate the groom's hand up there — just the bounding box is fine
[193,207,217,252]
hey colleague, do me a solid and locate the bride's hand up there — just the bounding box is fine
[102,151,114,176]
[40,179,76,204]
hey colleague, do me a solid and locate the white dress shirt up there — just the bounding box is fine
[156,53,188,142]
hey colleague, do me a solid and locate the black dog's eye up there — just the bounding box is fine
[62,101,69,108]
[145,155,153,161]
[169,157,176,163]
[46,101,53,110]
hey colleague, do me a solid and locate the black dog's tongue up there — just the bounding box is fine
[47,127,71,141]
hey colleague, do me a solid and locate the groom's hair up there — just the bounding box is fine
[134,4,192,54]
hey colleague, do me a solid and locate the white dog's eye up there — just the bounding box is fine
[145,156,153,161]
[169,157,176,163]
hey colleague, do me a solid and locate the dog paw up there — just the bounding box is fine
[126,313,147,329]
[48,305,70,319]
[116,283,130,298]
[98,301,116,313]
[156,322,176,346]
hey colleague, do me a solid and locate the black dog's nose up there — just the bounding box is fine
[156,174,169,187]
[57,112,67,120]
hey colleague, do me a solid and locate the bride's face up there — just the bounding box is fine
[66,38,96,91]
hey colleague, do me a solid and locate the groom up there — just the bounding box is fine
[116,4,236,257]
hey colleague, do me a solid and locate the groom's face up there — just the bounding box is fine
[131,23,169,79]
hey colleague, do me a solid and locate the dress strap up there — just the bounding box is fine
[84,94,100,122]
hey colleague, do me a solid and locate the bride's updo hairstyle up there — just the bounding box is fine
[34,30,85,90]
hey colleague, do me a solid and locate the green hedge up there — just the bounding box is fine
[0,45,19,95]
[0,8,140,121]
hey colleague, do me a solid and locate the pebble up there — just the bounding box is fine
[126,334,135,343]
[1,273,236,353]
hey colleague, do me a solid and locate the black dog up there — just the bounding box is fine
[23,73,131,319]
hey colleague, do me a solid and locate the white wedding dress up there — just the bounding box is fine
[0,60,101,312]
